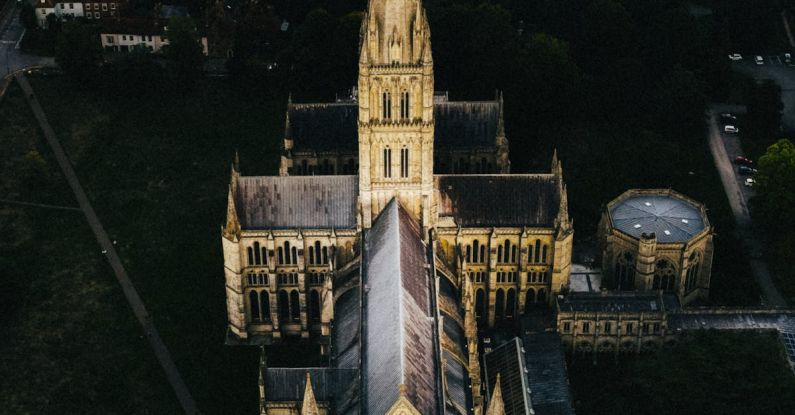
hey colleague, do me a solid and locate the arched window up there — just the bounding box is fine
[260,292,270,322]
[480,245,486,263]
[308,246,315,265]
[511,245,517,263]
[537,288,547,303]
[283,242,291,264]
[253,242,261,264]
[472,240,480,263]
[534,240,541,263]
[506,289,516,318]
[310,290,321,322]
[400,148,409,178]
[261,245,268,265]
[247,247,254,266]
[278,247,284,264]
[382,91,392,119]
[686,252,700,292]
[278,290,290,320]
[290,290,300,321]
[525,289,535,313]
[249,291,260,322]
[503,240,511,263]
[654,259,676,291]
[495,289,505,321]
[465,245,471,262]
[475,289,485,319]
[383,147,392,178]
[322,246,328,264]
[314,241,321,265]
[542,245,548,263]
[291,247,297,264]
[400,91,410,119]
[615,252,636,290]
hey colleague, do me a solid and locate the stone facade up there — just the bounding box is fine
[598,189,714,306]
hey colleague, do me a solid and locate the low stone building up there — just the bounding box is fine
[598,189,714,306]
[556,291,679,354]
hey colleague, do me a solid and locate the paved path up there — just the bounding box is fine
[0,1,55,78]
[15,73,200,414]
[707,106,787,307]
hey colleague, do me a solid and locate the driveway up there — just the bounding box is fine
[707,105,786,307]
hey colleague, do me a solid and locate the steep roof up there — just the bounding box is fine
[234,176,358,229]
[287,101,500,153]
[289,103,359,153]
[521,333,574,415]
[484,338,533,415]
[434,101,500,149]
[362,198,438,415]
[436,175,561,227]
[332,270,361,370]
[262,368,360,413]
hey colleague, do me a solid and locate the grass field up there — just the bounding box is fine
[0,82,181,413]
[568,330,795,415]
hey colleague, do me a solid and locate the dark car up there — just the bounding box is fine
[734,156,753,166]
[738,166,758,175]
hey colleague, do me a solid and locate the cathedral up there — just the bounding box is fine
[220,0,714,413]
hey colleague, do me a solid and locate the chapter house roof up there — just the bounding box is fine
[436,175,561,227]
[363,198,438,415]
[287,100,500,153]
[234,176,358,229]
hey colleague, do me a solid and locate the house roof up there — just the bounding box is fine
[484,337,534,415]
[287,100,500,154]
[363,198,438,415]
[100,18,164,36]
[332,271,361,370]
[435,175,561,227]
[262,368,359,413]
[234,176,358,229]
[556,292,668,313]
[608,190,708,243]
[521,333,574,415]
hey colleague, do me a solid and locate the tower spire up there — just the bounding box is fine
[300,372,320,415]
[486,374,506,415]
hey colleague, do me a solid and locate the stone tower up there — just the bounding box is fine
[358,0,435,230]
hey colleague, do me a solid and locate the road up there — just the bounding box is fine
[707,105,786,307]
[15,72,200,414]
[0,1,54,77]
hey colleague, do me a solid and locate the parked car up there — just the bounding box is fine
[729,53,743,61]
[785,53,792,64]
[755,55,764,64]
[724,125,739,133]
[720,113,737,121]
[745,177,756,187]
[734,156,753,166]
[738,166,758,175]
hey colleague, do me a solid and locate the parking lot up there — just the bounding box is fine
[732,55,795,132]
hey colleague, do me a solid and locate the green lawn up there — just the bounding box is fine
[568,331,795,415]
[21,75,285,414]
[0,82,180,413]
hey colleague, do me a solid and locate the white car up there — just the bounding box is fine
[745,177,756,187]
[724,125,739,133]
[755,55,764,65]
[729,53,743,61]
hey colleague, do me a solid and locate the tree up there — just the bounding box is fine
[753,139,795,230]
[654,67,706,138]
[745,79,783,139]
[55,21,102,87]
[20,2,38,32]
[161,17,205,92]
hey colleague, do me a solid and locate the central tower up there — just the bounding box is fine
[358,0,435,230]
